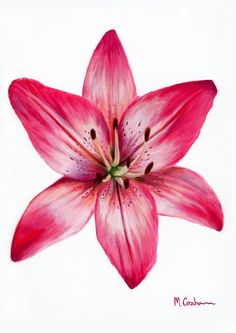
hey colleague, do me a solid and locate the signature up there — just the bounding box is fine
[174,297,215,307]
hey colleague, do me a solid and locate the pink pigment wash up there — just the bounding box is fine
[9,30,223,288]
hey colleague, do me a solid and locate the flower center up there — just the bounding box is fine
[109,165,120,178]
[90,118,153,188]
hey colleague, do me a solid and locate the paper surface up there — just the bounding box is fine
[0,1,235,332]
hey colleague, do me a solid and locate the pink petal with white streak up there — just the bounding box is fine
[144,167,223,231]
[95,180,158,288]
[119,80,217,173]
[9,78,111,181]
[82,30,136,131]
[11,177,97,261]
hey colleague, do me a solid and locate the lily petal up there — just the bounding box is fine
[9,78,111,181]
[11,177,97,261]
[95,180,158,288]
[119,80,217,172]
[144,167,223,231]
[82,30,136,131]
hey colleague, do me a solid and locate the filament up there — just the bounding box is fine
[90,129,111,171]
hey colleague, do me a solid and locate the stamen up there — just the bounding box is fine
[113,166,128,177]
[90,128,96,140]
[125,172,143,179]
[124,178,129,189]
[112,118,120,167]
[102,174,111,182]
[129,144,146,167]
[125,162,154,178]
[126,156,131,168]
[115,177,125,187]
[144,162,154,175]
[113,118,118,129]
[129,127,151,168]
[90,128,111,171]
[144,127,151,142]
[96,172,103,180]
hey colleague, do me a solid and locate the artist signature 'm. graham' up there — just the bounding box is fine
[174,297,215,307]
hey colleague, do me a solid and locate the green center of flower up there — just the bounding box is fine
[109,165,120,178]
[90,118,153,189]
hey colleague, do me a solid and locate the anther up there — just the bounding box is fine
[144,162,154,175]
[90,128,96,140]
[126,156,131,168]
[113,118,118,129]
[124,178,129,189]
[96,172,103,180]
[144,127,151,142]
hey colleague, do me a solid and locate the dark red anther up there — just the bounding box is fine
[124,178,129,189]
[96,172,103,180]
[126,156,131,168]
[90,128,96,140]
[113,118,118,129]
[144,162,154,175]
[144,127,151,142]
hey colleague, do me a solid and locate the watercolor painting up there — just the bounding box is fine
[8,30,223,289]
[1,2,235,332]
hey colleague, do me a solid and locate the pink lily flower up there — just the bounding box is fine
[9,30,223,289]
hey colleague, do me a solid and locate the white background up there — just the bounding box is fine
[0,0,235,332]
